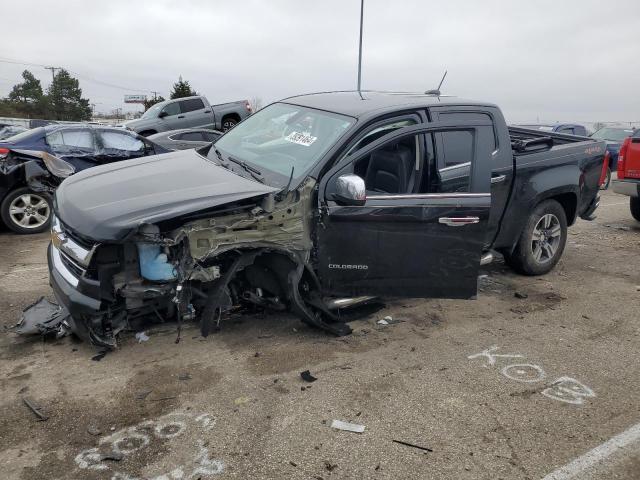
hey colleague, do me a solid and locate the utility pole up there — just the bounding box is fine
[151,91,159,101]
[44,66,59,84]
[357,0,364,92]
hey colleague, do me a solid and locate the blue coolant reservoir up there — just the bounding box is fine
[137,243,177,281]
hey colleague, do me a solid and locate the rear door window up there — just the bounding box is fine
[46,129,97,156]
[433,112,496,193]
[99,130,145,153]
[180,98,205,113]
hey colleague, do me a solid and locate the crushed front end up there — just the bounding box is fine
[48,180,353,349]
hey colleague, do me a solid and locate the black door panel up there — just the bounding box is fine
[317,120,494,300]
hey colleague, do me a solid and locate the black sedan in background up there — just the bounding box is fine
[148,128,222,151]
[0,125,168,234]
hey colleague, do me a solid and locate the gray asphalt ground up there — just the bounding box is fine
[0,187,639,480]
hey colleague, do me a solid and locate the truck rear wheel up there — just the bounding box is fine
[630,197,640,221]
[221,117,238,131]
[504,199,567,276]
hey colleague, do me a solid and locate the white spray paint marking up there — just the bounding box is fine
[541,377,596,405]
[541,422,640,480]
[467,345,524,366]
[468,346,594,405]
[501,363,546,383]
[74,411,224,479]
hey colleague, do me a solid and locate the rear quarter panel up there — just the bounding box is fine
[494,140,605,250]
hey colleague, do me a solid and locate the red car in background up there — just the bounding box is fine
[612,130,640,221]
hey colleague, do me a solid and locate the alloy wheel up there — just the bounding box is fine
[8,193,50,229]
[531,213,561,264]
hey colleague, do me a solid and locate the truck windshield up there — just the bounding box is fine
[141,103,164,119]
[211,103,355,186]
[591,128,633,142]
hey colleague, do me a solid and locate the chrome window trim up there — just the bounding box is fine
[51,245,79,287]
[366,192,489,201]
[439,161,471,172]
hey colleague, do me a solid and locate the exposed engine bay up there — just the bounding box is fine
[50,178,366,349]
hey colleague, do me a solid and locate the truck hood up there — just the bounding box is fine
[55,150,278,241]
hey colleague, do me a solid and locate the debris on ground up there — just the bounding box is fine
[377,315,403,326]
[91,350,108,362]
[330,419,365,433]
[300,370,318,382]
[99,451,124,462]
[392,439,433,452]
[324,460,337,471]
[514,291,528,299]
[604,224,631,231]
[15,297,71,338]
[22,397,49,421]
[135,389,153,400]
[178,372,192,381]
[87,425,102,436]
[135,331,150,343]
[234,396,250,405]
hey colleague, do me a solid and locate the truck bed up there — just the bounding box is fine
[508,126,597,153]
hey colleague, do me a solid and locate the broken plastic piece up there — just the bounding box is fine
[15,297,71,337]
[300,370,317,382]
[392,439,433,452]
[331,420,365,433]
[135,331,150,343]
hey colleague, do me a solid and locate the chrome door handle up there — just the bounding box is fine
[491,175,506,184]
[439,216,480,227]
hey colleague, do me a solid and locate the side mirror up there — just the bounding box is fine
[333,174,366,206]
[158,111,168,118]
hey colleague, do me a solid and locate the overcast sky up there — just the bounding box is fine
[1,0,639,123]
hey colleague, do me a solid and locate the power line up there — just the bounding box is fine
[0,56,154,93]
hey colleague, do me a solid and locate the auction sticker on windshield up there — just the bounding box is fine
[285,131,317,147]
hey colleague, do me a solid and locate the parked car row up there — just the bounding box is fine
[0,125,168,234]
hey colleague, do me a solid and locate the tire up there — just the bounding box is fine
[221,117,238,132]
[600,167,611,190]
[503,199,568,276]
[1,187,53,234]
[631,197,640,222]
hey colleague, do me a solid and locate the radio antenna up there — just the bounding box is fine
[425,70,448,96]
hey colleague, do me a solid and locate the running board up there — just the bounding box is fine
[325,296,377,310]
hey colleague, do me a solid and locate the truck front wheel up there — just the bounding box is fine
[504,199,568,276]
[630,197,640,221]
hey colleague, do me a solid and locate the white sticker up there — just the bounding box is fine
[285,131,317,147]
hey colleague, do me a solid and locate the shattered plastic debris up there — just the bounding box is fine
[377,315,401,326]
[330,420,365,433]
[15,297,71,338]
[135,331,150,343]
[22,397,49,421]
[300,370,317,383]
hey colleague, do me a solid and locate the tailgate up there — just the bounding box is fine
[622,136,640,179]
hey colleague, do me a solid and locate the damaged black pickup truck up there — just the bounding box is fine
[47,91,606,347]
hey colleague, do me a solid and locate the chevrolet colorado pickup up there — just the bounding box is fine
[48,91,606,347]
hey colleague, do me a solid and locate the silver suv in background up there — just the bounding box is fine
[124,95,252,136]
